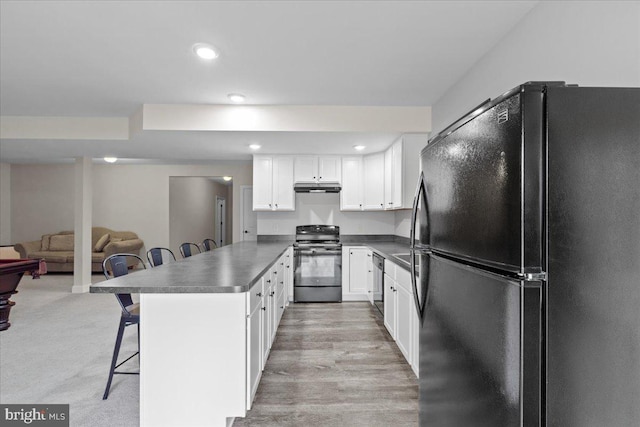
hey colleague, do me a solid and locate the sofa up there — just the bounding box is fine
[14,227,144,273]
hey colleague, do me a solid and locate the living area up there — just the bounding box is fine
[0,162,249,288]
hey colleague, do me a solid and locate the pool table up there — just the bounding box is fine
[0,258,42,331]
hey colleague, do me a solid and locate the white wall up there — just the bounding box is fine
[169,177,223,256]
[0,163,11,245]
[257,192,396,235]
[10,162,251,250]
[432,1,640,133]
[11,164,75,243]
[394,210,412,239]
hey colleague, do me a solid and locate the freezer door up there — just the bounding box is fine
[420,89,544,273]
[418,253,542,427]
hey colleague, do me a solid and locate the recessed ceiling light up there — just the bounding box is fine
[353,145,366,151]
[228,93,246,103]
[249,144,261,150]
[193,43,218,60]
[223,176,232,181]
[104,157,118,163]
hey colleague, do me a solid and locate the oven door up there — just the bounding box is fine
[294,245,342,302]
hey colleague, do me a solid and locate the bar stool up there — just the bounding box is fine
[179,242,201,258]
[102,253,145,400]
[146,247,176,267]
[202,238,217,251]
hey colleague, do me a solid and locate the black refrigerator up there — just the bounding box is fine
[409,82,640,427]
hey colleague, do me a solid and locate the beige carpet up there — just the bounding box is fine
[0,273,139,426]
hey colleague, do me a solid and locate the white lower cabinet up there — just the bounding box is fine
[246,281,263,409]
[383,260,419,378]
[341,246,369,301]
[247,249,291,409]
[394,278,413,363]
[383,274,396,339]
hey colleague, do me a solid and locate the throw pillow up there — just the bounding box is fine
[49,234,75,251]
[94,234,110,252]
[111,237,123,243]
[41,234,52,251]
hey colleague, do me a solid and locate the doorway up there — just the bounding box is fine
[241,186,257,241]
[215,196,226,247]
[169,176,232,254]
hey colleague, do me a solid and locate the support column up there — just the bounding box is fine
[72,157,92,293]
[0,163,11,245]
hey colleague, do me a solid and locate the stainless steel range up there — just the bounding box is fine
[293,225,342,302]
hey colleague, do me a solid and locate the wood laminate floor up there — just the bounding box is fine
[234,302,418,427]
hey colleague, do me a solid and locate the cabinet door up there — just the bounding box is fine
[392,140,403,208]
[318,156,341,183]
[348,248,368,294]
[384,275,396,338]
[294,156,318,182]
[366,251,374,303]
[285,249,293,303]
[363,153,385,210]
[395,284,412,363]
[247,304,262,409]
[341,157,363,210]
[384,147,393,210]
[273,156,295,210]
[277,289,285,326]
[269,266,278,344]
[262,273,274,366]
[253,156,273,210]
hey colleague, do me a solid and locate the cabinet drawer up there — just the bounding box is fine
[384,260,396,281]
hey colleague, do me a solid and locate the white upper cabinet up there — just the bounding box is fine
[384,134,427,210]
[391,141,403,208]
[384,147,393,209]
[272,156,295,210]
[363,152,385,210]
[294,156,341,183]
[317,156,341,182]
[340,156,363,211]
[253,155,295,211]
[253,156,273,210]
[293,156,317,182]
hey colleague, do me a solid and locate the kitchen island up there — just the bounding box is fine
[91,241,293,427]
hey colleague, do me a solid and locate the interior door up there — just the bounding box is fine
[242,187,257,241]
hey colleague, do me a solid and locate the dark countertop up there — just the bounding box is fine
[90,238,412,295]
[345,241,413,272]
[90,241,292,294]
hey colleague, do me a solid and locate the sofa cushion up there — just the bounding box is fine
[49,234,75,251]
[41,234,53,251]
[67,252,106,263]
[94,234,110,252]
[29,251,74,263]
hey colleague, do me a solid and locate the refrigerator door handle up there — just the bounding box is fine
[410,171,428,249]
[410,249,429,322]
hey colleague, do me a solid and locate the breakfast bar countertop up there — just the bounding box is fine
[90,241,292,294]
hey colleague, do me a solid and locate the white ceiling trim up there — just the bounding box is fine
[140,104,431,133]
[0,116,129,140]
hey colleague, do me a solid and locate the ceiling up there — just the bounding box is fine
[0,1,538,162]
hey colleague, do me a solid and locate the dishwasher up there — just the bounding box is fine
[372,252,384,315]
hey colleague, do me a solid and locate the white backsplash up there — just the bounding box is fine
[257,193,397,235]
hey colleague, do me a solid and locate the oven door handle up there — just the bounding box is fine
[298,250,342,255]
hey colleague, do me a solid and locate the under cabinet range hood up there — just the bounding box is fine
[294,182,341,193]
